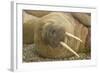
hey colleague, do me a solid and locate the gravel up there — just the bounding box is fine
[23,44,91,62]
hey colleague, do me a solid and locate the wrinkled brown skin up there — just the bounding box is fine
[34,12,90,58]
[23,11,91,58]
[71,13,91,27]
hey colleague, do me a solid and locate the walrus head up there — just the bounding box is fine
[41,22,82,58]
[34,12,84,58]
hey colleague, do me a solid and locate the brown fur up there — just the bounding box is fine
[23,12,90,58]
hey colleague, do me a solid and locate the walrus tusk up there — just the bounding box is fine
[60,42,80,58]
[65,32,82,42]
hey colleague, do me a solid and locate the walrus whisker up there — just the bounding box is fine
[65,32,82,42]
[60,42,80,58]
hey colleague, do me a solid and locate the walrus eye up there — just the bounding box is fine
[51,29,56,36]
[52,30,55,34]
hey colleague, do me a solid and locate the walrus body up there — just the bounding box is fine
[34,12,89,58]
[23,11,90,59]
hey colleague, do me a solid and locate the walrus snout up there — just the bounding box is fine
[40,22,82,58]
[42,23,65,48]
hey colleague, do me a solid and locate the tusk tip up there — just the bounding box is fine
[60,42,80,58]
[65,32,83,43]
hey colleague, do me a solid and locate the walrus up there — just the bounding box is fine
[33,12,90,58]
[23,11,90,59]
